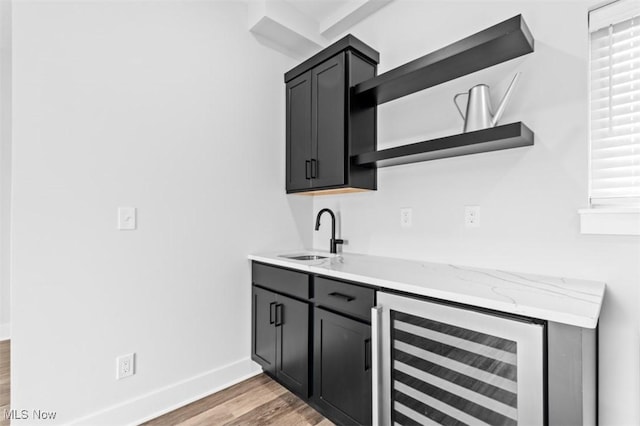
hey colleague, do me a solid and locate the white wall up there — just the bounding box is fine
[11,1,311,423]
[11,0,640,424]
[312,1,640,425]
[0,0,11,340]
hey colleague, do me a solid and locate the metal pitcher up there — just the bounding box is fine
[453,72,520,133]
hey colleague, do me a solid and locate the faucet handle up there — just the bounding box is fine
[330,238,344,254]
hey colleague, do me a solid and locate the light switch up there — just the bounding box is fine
[118,207,136,230]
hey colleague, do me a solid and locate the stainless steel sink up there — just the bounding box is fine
[279,254,328,261]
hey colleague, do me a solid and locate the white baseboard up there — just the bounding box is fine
[0,322,9,341]
[69,357,262,426]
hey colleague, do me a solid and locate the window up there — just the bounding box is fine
[580,0,640,235]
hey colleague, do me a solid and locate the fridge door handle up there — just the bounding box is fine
[371,306,383,426]
[364,338,371,371]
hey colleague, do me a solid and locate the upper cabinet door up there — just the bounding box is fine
[311,53,345,189]
[286,71,312,192]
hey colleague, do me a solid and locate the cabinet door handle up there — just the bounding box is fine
[364,338,371,371]
[275,303,283,326]
[311,159,318,178]
[328,291,355,302]
[269,302,276,325]
[371,306,382,425]
[305,160,311,180]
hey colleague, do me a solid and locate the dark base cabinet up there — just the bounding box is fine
[251,262,375,425]
[312,307,372,426]
[251,285,310,398]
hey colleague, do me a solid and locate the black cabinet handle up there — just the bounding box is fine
[328,291,355,302]
[269,302,276,325]
[311,159,318,178]
[275,303,283,327]
[364,338,371,371]
[305,160,311,180]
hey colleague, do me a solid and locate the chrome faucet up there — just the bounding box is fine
[315,208,344,254]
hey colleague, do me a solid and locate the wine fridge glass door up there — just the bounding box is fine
[372,292,545,426]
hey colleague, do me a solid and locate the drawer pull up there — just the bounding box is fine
[328,291,355,302]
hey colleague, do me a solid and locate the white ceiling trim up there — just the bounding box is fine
[248,0,324,59]
[248,0,394,60]
[320,0,394,39]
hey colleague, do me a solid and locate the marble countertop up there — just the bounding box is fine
[248,250,605,329]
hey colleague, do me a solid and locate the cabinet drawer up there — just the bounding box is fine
[315,277,375,321]
[252,262,311,300]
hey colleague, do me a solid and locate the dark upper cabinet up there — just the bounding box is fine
[285,35,379,194]
[313,307,372,425]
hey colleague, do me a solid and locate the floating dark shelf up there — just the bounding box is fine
[353,122,533,168]
[353,14,534,106]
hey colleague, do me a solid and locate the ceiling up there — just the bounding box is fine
[284,0,352,23]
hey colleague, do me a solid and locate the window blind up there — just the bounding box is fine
[589,1,640,206]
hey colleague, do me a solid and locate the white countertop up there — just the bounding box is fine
[248,250,605,329]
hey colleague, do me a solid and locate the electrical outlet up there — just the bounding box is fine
[400,208,413,228]
[464,205,480,228]
[116,353,135,380]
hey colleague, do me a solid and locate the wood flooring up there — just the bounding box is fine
[143,373,332,426]
[0,347,328,426]
[0,340,9,426]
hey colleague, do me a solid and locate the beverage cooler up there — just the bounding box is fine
[372,292,546,425]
